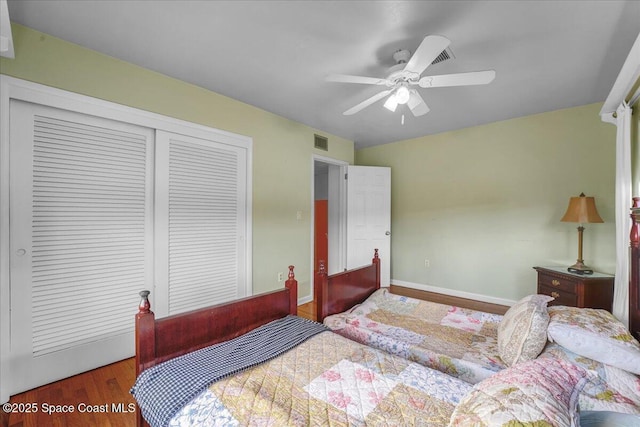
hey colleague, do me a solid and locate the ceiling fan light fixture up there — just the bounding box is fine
[328,36,496,117]
[395,85,410,105]
[383,94,398,112]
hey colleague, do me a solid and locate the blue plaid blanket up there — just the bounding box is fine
[130,315,328,427]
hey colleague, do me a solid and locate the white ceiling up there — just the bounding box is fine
[6,1,640,149]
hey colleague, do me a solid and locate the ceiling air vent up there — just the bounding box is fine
[431,47,454,65]
[314,134,328,151]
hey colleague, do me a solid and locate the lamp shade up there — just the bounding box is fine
[560,193,603,224]
[383,94,398,112]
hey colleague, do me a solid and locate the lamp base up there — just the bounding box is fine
[567,260,593,275]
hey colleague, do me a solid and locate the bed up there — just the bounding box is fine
[315,250,505,384]
[131,265,636,427]
[313,247,640,419]
[131,266,474,427]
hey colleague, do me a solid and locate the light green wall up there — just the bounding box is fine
[356,103,616,301]
[0,24,355,299]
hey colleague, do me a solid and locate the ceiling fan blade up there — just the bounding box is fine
[404,35,451,75]
[407,91,430,117]
[419,70,496,88]
[326,74,390,85]
[343,90,393,115]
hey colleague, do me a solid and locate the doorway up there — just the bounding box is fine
[311,157,392,301]
[312,156,347,295]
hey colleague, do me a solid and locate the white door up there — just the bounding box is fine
[9,100,154,393]
[346,166,391,286]
[154,130,249,317]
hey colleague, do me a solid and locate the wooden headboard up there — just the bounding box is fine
[629,197,640,341]
[314,249,381,322]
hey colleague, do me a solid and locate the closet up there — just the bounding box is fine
[1,76,251,397]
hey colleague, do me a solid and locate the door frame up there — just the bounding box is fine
[310,155,348,302]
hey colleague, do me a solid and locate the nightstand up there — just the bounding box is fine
[533,266,614,312]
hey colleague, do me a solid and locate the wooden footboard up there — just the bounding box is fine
[314,249,380,322]
[134,266,298,427]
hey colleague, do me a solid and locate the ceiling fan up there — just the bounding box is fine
[327,35,496,117]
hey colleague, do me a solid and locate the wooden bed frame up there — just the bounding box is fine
[314,249,381,322]
[628,197,640,341]
[134,266,298,427]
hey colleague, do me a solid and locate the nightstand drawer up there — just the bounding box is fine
[537,274,577,293]
[538,285,577,306]
[533,266,614,311]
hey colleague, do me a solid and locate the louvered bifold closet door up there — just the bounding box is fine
[155,131,248,316]
[9,100,154,394]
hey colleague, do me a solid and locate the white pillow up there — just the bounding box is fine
[547,306,640,375]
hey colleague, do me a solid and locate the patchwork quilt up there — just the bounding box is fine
[323,289,506,384]
[540,343,640,416]
[132,316,328,426]
[169,330,472,426]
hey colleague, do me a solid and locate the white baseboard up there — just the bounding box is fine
[298,294,313,305]
[392,279,517,307]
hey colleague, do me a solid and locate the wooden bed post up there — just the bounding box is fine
[315,260,329,322]
[285,265,298,315]
[135,290,155,427]
[373,249,381,290]
[135,290,156,376]
[630,197,640,340]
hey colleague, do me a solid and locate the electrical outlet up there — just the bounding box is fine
[424,259,430,268]
[278,272,284,282]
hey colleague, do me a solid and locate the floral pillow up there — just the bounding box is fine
[497,294,553,366]
[547,306,640,375]
[448,357,588,427]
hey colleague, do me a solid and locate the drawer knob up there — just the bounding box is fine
[551,291,560,298]
[551,279,560,287]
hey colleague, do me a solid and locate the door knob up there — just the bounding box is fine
[385,231,391,236]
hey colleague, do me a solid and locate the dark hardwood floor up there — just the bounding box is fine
[3,357,137,427]
[297,299,316,321]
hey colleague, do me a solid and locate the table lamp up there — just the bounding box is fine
[560,193,603,274]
